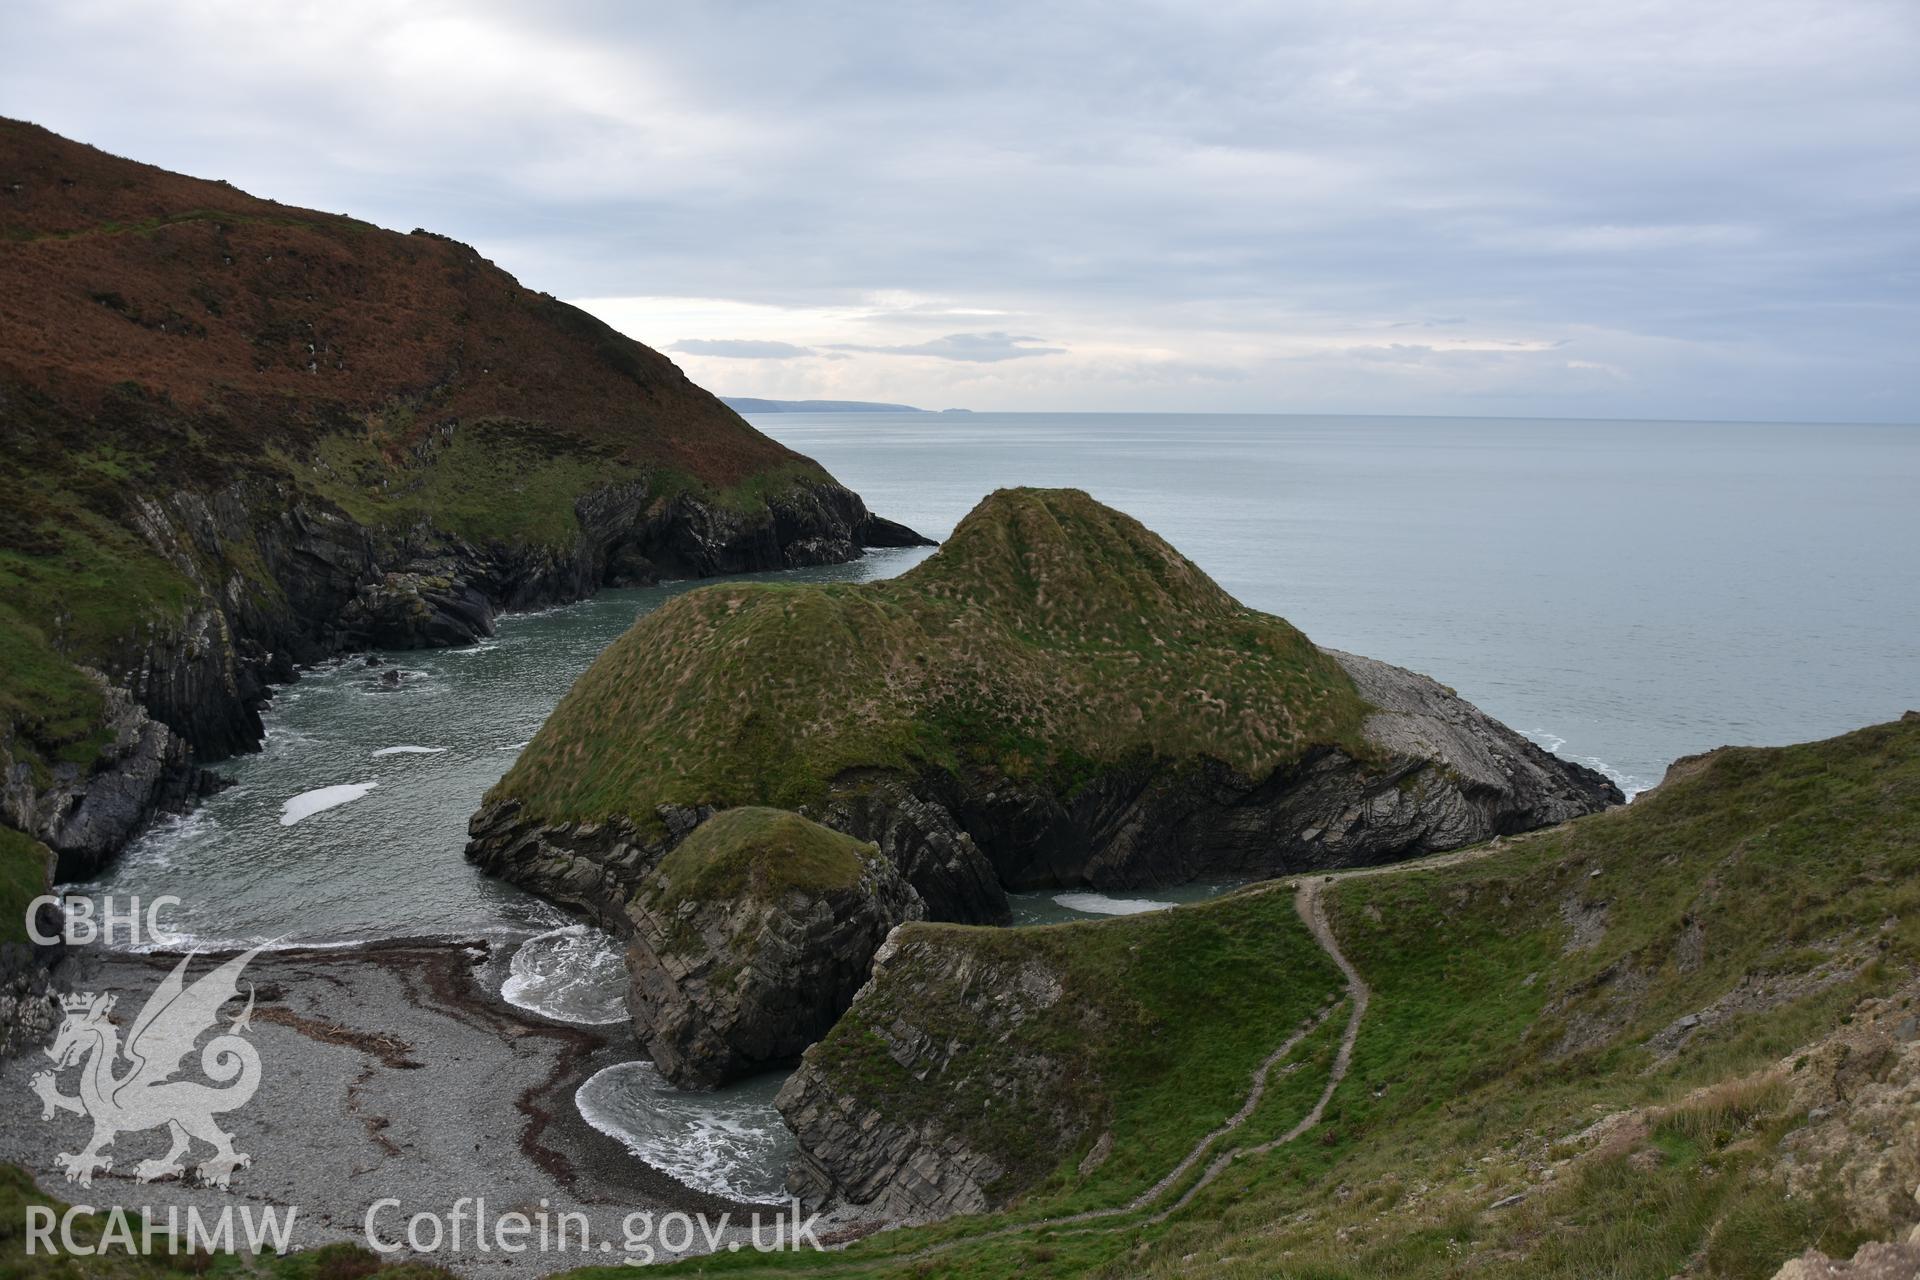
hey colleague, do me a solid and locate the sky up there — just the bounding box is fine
[4,0,1916,420]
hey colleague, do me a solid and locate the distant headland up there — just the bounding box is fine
[722,396,974,414]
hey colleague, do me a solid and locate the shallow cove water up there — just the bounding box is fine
[71,412,1920,1204]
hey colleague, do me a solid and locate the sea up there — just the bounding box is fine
[72,411,1920,1201]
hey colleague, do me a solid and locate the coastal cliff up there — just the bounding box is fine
[777,715,1920,1236]
[0,119,926,886]
[471,488,1618,908]
[468,488,1618,1087]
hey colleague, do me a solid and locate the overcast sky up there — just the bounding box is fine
[5,1,1916,420]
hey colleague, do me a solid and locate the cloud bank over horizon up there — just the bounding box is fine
[3,0,1915,420]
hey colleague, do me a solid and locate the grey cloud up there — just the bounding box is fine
[1,1,1913,417]
[670,338,816,359]
[825,332,1066,363]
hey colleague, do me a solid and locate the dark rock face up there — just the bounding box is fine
[38,474,920,876]
[0,840,64,1059]
[626,842,923,1089]
[0,674,221,881]
[339,567,495,649]
[820,779,1010,924]
[468,782,1011,938]
[465,803,675,935]
[0,944,61,1059]
[467,651,1618,938]
[776,928,1048,1219]
[881,649,1622,892]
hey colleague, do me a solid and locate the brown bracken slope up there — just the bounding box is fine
[0,119,912,882]
[0,116,807,488]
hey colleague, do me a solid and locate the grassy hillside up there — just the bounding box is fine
[794,887,1345,1216]
[0,117,850,780]
[0,827,52,947]
[594,713,1920,1279]
[493,487,1373,831]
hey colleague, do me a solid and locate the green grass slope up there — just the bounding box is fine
[800,886,1344,1217]
[597,713,1920,1280]
[492,487,1372,831]
[654,806,877,910]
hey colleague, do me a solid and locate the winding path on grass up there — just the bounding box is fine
[831,839,1518,1270]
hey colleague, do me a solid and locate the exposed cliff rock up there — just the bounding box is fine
[470,488,1617,920]
[820,778,1009,924]
[776,927,1048,1218]
[1,672,219,881]
[625,808,924,1088]
[0,829,61,1058]
[0,118,926,875]
[776,882,1345,1218]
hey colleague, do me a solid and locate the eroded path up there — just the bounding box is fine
[806,836,1529,1272]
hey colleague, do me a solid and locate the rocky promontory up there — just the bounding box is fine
[625,807,923,1088]
[470,487,1619,921]
[468,487,1618,1168]
[0,118,926,890]
[774,716,1920,1232]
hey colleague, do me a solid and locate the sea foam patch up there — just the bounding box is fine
[1051,891,1175,916]
[279,782,378,826]
[501,924,628,1025]
[371,745,448,757]
[576,1061,795,1204]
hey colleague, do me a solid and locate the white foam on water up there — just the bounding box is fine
[371,745,448,757]
[500,925,629,1026]
[1052,891,1175,916]
[497,741,530,752]
[1524,728,1569,755]
[1580,755,1657,801]
[278,782,378,826]
[576,1061,795,1204]
[1525,727,1656,801]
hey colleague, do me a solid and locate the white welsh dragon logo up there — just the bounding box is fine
[29,947,264,1188]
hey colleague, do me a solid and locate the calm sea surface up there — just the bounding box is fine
[760,412,1920,798]
[75,411,1919,1199]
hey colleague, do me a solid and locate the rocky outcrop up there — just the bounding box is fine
[625,809,924,1088]
[776,926,1073,1219]
[814,654,1619,895]
[1771,1234,1920,1280]
[338,567,495,649]
[0,833,63,1058]
[0,944,60,1059]
[469,653,1615,928]
[820,778,1009,924]
[470,488,1617,927]
[1,674,221,881]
